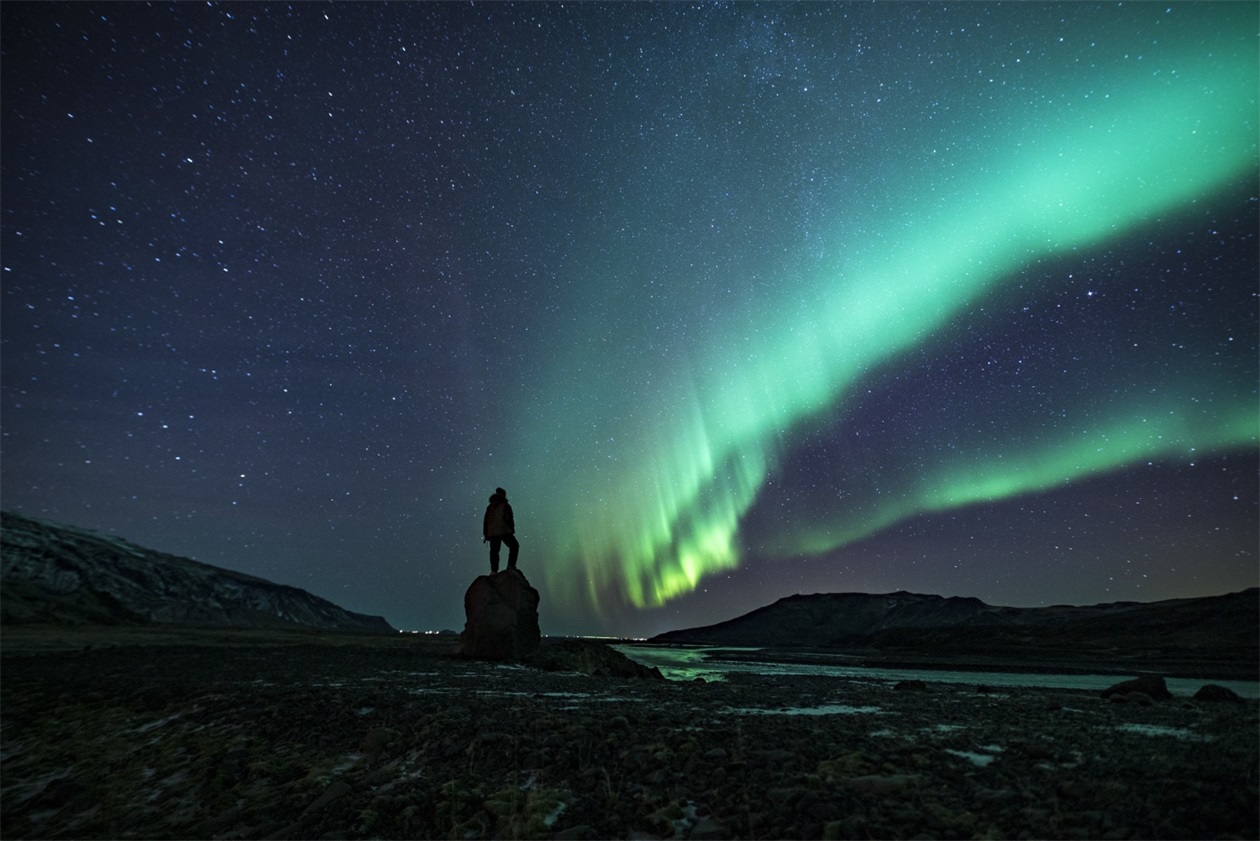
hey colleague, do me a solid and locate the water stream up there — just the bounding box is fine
[615,644,1260,699]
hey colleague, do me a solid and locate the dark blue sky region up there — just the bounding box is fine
[2,3,1256,637]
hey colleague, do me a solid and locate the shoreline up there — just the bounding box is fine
[8,624,1254,681]
[623,641,1260,682]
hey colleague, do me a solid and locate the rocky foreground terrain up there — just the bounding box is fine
[2,626,1256,840]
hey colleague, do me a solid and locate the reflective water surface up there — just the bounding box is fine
[615,644,1260,699]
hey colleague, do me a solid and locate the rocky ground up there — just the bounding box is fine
[2,626,1256,840]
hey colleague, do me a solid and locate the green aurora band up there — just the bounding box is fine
[511,13,1258,618]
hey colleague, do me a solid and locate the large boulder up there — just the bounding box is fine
[527,638,664,680]
[1100,675,1173,701]
[457,568,541,660]
[1193,684,1245,703]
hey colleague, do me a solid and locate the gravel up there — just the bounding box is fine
[2,629,1256,839]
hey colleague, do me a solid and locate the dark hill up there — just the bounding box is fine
[650,588,1258,675]
[0,511,394,633]
[653,591,1013,647]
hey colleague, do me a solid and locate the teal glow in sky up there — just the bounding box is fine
[3,3,1256,637]
[490,3,1258,628]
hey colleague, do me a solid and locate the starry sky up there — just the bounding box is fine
[2,2,1256,638]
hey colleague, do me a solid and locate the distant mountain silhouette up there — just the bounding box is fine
[1,511,394,632]
[650,589,1258,672]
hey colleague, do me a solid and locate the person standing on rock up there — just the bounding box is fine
[482,487,519,574]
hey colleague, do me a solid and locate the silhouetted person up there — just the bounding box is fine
[482,487,519,573]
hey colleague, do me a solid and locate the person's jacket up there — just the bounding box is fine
[483,495,515,539]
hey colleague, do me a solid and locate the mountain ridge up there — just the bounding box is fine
[649,588,1258,672]
[0,510,394,633]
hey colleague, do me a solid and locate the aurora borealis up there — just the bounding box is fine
[2,3,1256,637]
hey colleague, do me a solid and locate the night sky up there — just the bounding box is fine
[2,2,1256,638]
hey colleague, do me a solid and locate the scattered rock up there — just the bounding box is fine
[197,805,245,836]
[456,568,541,660]
[844,774,916,795]
[766,786,803,805]
[750,748,795,762]
[303,780,352,815]
[894,679,929,692]
[1194,684,1245,703]
[1100,675,1172,701]
[689,816,728,839]
[1023,742,1053,761]
[975,787,1017,804]
[362,759,400,786]
[25,777,94,812]
[527,638,664,679]
[359,726,397,765]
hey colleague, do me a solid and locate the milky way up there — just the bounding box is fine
[2,3,1256,636]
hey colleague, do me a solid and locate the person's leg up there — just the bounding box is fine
[489,538,502,573]
[504,534,520,569]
